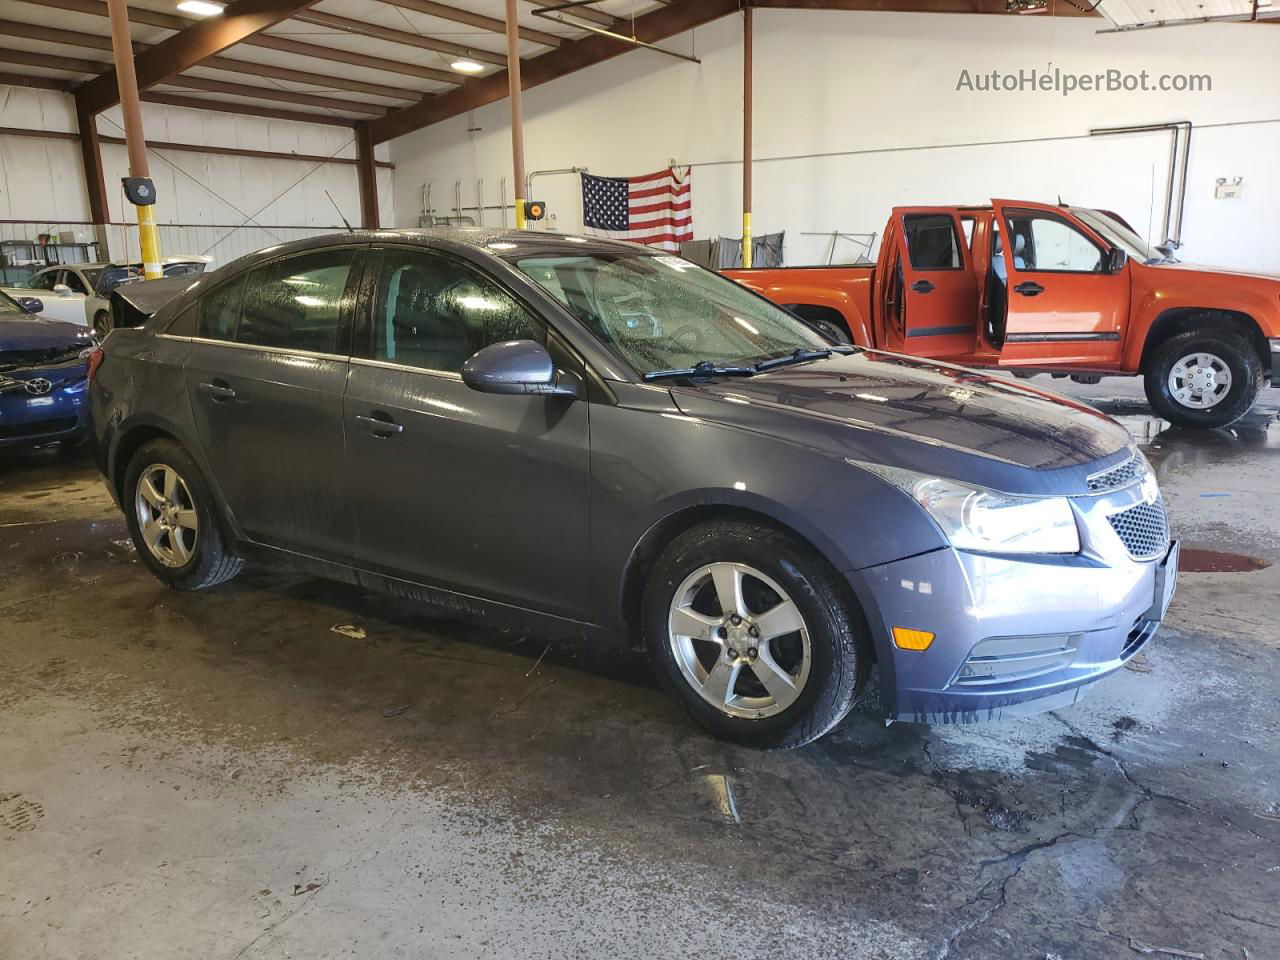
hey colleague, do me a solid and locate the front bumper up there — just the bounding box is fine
[0,363,91,448]
[851,534,1178,725]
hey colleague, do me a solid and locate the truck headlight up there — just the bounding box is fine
[855,462,1080,555]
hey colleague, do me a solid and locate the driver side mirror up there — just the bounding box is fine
[1106,248,1128,273]
[461,340,580,398]
[52,283,73,295]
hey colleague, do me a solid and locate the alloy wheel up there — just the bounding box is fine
[1168,352,1232,410]
[667,562,812,719]
[135,464,199,568]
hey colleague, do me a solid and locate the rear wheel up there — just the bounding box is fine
[93,310,111,338]
[1144,329,1262,429]
[123,439,242,590]
[643,520,864,748]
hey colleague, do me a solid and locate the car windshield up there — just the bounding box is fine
[0,291,26,317]
[98,265,143,294]
[1070,207,1174,264]
[512,251,831,376]
[81,267,104,290]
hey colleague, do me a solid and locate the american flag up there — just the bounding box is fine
[580,166,692,252]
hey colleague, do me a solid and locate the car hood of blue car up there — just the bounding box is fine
[669,349,1132,492]
[0,315,94,352]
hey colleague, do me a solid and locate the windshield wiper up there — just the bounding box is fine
[644,360,758,381]
[754,348,834,371]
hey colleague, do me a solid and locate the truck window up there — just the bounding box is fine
[903,214,962,270]
[1002,212,1104,273]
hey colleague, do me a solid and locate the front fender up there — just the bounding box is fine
[1126,272,1280,368]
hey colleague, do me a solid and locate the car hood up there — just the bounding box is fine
[0,316,94,351]
[1143,261,1280,284]
[669,350,1132,491]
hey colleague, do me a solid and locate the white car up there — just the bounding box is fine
[1,256,213,335]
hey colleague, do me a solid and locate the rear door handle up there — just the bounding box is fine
[1014,281,1045,296]
[199,381,236,401]
[356,413,404,435]
[910,280,935,293]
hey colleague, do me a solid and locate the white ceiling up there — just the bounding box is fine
[1097,0,1274,26]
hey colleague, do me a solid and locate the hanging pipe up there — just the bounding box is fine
[476,179,484,227]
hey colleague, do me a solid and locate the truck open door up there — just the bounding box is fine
[879,208,981,359]
[991,199,1129,368]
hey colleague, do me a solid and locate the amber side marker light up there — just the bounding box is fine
[893,627,935,651]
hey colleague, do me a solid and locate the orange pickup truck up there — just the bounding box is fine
[726,199,1280,428]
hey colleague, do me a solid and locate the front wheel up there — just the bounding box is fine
[642,520,865,749]
[93,310,111,338]
[1143,329,1263,429]
[123,439,242,590]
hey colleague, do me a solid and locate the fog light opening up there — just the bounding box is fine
[893,627,935,651]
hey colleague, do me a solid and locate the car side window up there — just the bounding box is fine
[372,248,544,373]
[1003,213,1103,273]
[62,271,88,295]
[903,214,961,270]
[200,275,246,341]
[166,304,198,337]
[27,271,58,291]
[237,248,357,354]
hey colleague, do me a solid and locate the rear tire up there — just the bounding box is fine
[642,520,864,749]
[123,439,242,590]
[1143,328,1262,429]
[93,310,111,338]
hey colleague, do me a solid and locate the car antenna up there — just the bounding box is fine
[325,191,355,233]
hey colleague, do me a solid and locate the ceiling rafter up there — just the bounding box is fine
[378,0,566,47]
[163,75,389,115]
[76,0,326,114]
[291,10,508,67]
[0,18,428,98]
[140,90,357,125]
[370,0,741,143]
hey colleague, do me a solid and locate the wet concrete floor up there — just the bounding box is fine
[1,377,1279,959]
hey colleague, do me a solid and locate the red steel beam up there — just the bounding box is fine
[76,0,322,114]
[355,120,379,229]
[370,0,738,143]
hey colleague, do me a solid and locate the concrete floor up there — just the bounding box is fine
[2,377,1278,960]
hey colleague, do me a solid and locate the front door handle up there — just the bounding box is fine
[1014,281,1045,297]
[199,380,236,401]
[910,280,935,294]
[356,413,404,436]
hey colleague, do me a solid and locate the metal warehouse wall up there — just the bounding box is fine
[0,87,393,269]
[388,11,1280,272]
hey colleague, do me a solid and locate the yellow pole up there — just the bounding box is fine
[743,212,752,269]
[105,0,161,278]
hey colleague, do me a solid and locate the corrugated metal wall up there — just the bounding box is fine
[1,85,394,269]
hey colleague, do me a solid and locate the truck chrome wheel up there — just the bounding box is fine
[668,561,812,719]
[1168,352,1232,410]
[135,464,199,568]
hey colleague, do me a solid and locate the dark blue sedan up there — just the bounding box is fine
[0,290,95,449]
[89,230,1177,748]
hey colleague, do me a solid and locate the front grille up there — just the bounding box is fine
[0,417,78,440]
[1087,454,1142,492]
[0,345,90,371]
[1107,497,1170,560]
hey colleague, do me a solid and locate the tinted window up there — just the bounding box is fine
[1004,213,1103,273]
[373,248,543,373]
[200,275,246,341]
[903,214,961,270]
[26,270,59,291]
[63,270,89,294]
[166,304,197,337]
[237,249,356,353]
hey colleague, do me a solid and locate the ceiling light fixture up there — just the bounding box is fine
[177,0,225,16]
[450,58,485,74]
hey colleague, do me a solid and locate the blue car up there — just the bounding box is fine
[0,290,96,449]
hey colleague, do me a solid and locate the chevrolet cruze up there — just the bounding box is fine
[89,230,1178,748]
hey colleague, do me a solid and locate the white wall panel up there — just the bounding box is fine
[2,92,390,266]
[389,11,1280,271]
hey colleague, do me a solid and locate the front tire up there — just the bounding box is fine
[642,520,865,749]
[1144,328,1262,429]
[93,310,111,338]
[123,439,242,590]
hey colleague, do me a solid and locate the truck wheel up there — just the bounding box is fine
[1144,329,1262,429]
[642,520,865,749]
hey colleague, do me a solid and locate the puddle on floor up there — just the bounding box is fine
[1178,548,1272,573]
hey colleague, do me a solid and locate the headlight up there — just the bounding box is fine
[855,462,1080,555]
